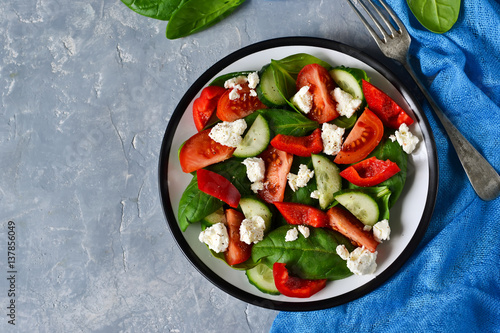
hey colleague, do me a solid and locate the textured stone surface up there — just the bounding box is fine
[0,1,406,331]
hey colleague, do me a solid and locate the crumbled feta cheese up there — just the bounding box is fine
[336,244,350,261]
[372,219,391,243]
[298,225,310,238]
[198,223,229,253]
[209,119,247,147]
[363,225,373,232]
[310,190,321,200]
[249,89,258,97]
[240,216,266,245]
[389,134,397,142]
[291,86,313,114]
[224,76,247,89]
[247,72,260,89]
[285,227,299,242]
[332,87,362,118]
[346,247,378,275]
[287,164,314,192]
[321,123,345,155]
[229,87,241,100]
[242,157,266,193]
[394,123,419,154]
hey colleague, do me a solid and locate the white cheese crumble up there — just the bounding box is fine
[198,223,229,253]
[247,72,260,89]
[321,123,345,155]
[242,157,266,193]
[394,123,419,154]
[310,190,321,200]
[291,86,313,114]
[249,89,258,97]
[332,87,362,118]
[228,87,241,100]
[298,225,310,238]
[372,219,391,243]
[285,227,299,242]
[336,244,350,261]
[209,119,247,147]
[287,164,314,192]
[224,76,247,89]
[240,215,266,245]
[363,225,373,232]
[336,245,378,275]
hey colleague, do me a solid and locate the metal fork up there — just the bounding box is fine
[346,0,500,201]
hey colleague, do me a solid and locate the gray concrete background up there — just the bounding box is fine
[0,1,413,332]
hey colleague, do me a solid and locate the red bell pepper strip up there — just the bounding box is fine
[274,202,329,228]
[327,206,378,252]
[273,262,327,298]
[192,86,226,131]
[339,156,401,187]
[196,169,241,208]
[362,79,414,129]
[270,128,323,157]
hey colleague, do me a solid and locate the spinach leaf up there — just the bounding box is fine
[284,156,318,207]
[252,225,354,280]
[178,175,224,231]
[407,0,461,33]
[206,158,253,196]
[166,0,246,39]
[250,109,319,137]
[120,0,184,21]
[274,53,333,77]
[270,60,297,101]
[332,114,358,129]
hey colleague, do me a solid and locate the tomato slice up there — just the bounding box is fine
[334,108,384,165]
[296,64,339,124]
[225,209,252,266]
[179,129,235,173]
[340,156,401,187]
[193,86,226,131]
[197,169,241,208]
[274,202,328,228]
[326,206,378,252]
[270,128,323,157]
[362,79,414,129]
[216,83,267,122]
[273,262,327,298]
[257,146,293,204]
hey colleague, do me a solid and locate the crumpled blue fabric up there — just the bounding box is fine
[271,0,500,331]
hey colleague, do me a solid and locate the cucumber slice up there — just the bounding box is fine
[246,263,280,295]
[334,191,379,226]
[233,114,270,158]
[329,66,369,102]
[256,64,287,107]
[239,197,273,233]
[311,154,342,210]
[201,207,226,226]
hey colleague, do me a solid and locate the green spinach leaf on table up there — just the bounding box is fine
[407,0,461,33]
[120,0,184,21]
[166,0,246,39]
[252,225,354,280]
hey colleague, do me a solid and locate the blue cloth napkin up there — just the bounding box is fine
[271,0,500,331]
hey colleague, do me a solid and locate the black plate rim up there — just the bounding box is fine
[158,36,438,312]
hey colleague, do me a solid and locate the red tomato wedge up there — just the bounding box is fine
[340,156,401,187]
[296,64,339,124]
[196,169,241,208]
[225,209,252,266]
[326,206,378,252]
[270,128,323,157]
[193,86,226,132]
[274,202,329,228]
[216,83,267,122]
[334,108,384,165]
[273,262,327,298]
[362,79,414,129]
[257,146,293,204]
[179,129,235,173]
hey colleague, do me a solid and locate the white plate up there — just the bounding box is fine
[159,37,438,311]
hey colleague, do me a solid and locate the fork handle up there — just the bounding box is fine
[402,61,500,201]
